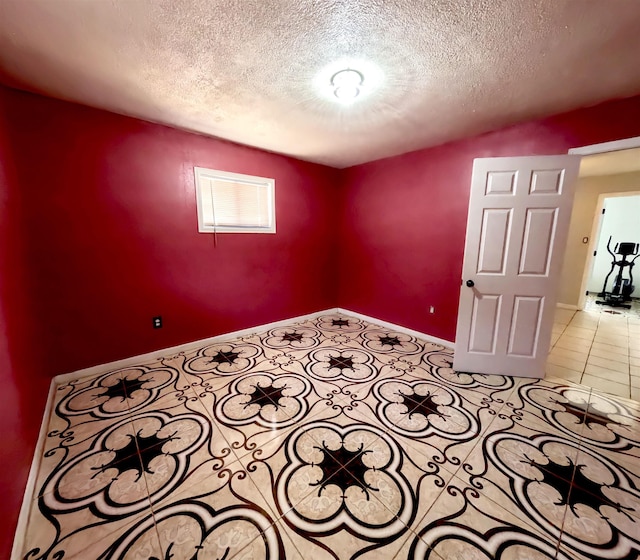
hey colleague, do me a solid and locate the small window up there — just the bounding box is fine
[194,167,275,233]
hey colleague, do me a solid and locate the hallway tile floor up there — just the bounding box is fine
[18,313,640,559]
[548,297,640,400]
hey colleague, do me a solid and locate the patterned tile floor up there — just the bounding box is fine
[18,313,640,559]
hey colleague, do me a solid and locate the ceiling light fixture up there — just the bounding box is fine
[331,69,364,101]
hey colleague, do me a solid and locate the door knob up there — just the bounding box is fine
[466,280,475,287]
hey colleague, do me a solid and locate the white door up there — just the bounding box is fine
[453,155,581,378]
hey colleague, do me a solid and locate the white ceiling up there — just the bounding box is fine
[580,147,640,177]
[1,1,640,168]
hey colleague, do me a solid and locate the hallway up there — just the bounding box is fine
[548,298,640,399]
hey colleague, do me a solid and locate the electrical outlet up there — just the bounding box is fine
[152,316,163,329]
[429,306,435,314]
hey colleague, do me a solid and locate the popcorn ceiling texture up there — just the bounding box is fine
[1,0,640,168]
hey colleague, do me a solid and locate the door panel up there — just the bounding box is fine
[518,208,557,275]
[507,296,543,357]
[478,209,512,274]
[468,294,501,353]
[454,155,580,378]
[530,169,564,194]
[486,171,517,195]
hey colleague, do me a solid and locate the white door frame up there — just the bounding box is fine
[568,135,640,310]
[569,136,640,157]
[578,190,640,309]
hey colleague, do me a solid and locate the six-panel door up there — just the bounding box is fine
[453,155,581,377]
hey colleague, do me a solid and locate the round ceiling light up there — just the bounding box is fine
[331,69,364,101]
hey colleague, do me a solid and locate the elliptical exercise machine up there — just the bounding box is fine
[596,236,640,309]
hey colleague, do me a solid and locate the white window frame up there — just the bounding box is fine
[194,167,276,234]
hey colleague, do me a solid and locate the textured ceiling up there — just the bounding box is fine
[1,1,640,168]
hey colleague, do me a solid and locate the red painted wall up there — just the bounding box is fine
[0,85,339,555]
[0,91,53,559]
[338,95,640,342]
[2,87,340,376]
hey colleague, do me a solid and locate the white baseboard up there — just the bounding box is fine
[54,308,339,385]
[556,303,578,311]
[337,308,454,348]
[54,307,454,386]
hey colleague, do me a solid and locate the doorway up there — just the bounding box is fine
[585,193,640,305]
[546,139,640,399]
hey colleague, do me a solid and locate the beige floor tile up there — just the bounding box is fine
[598,335,630,345]
[569,317,600,330]
[546,352,586,372]
[580,374,631,398]
[563,326,596,341]
[591,341,628,355]
[548,347,589,363]
[574,298,639,387]
[596,324,629,334]
[554,335,593,352]
[567,321,597,331]
[553,308,575,325]
[595,328,629,338]
[597,318,628,327]
[583,363,629,384]
[587,345,629,364]
[597,331,630,341]
[631,375,640,388]
[569,312,599,325]
[585,355,629,374]
[632,386,640,401]
[594,336,628,348]
[596,327,629,336]
[595,322,629,332]
[631,365,640,376]
[570,322,600,332]
[544,363,582,383]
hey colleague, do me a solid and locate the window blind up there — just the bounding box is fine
[194,167,275,234]
[200,178,271,229]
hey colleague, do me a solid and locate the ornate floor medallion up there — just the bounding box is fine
[18,313,640,559]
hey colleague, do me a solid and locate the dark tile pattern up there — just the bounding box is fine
[18,314,640,559]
